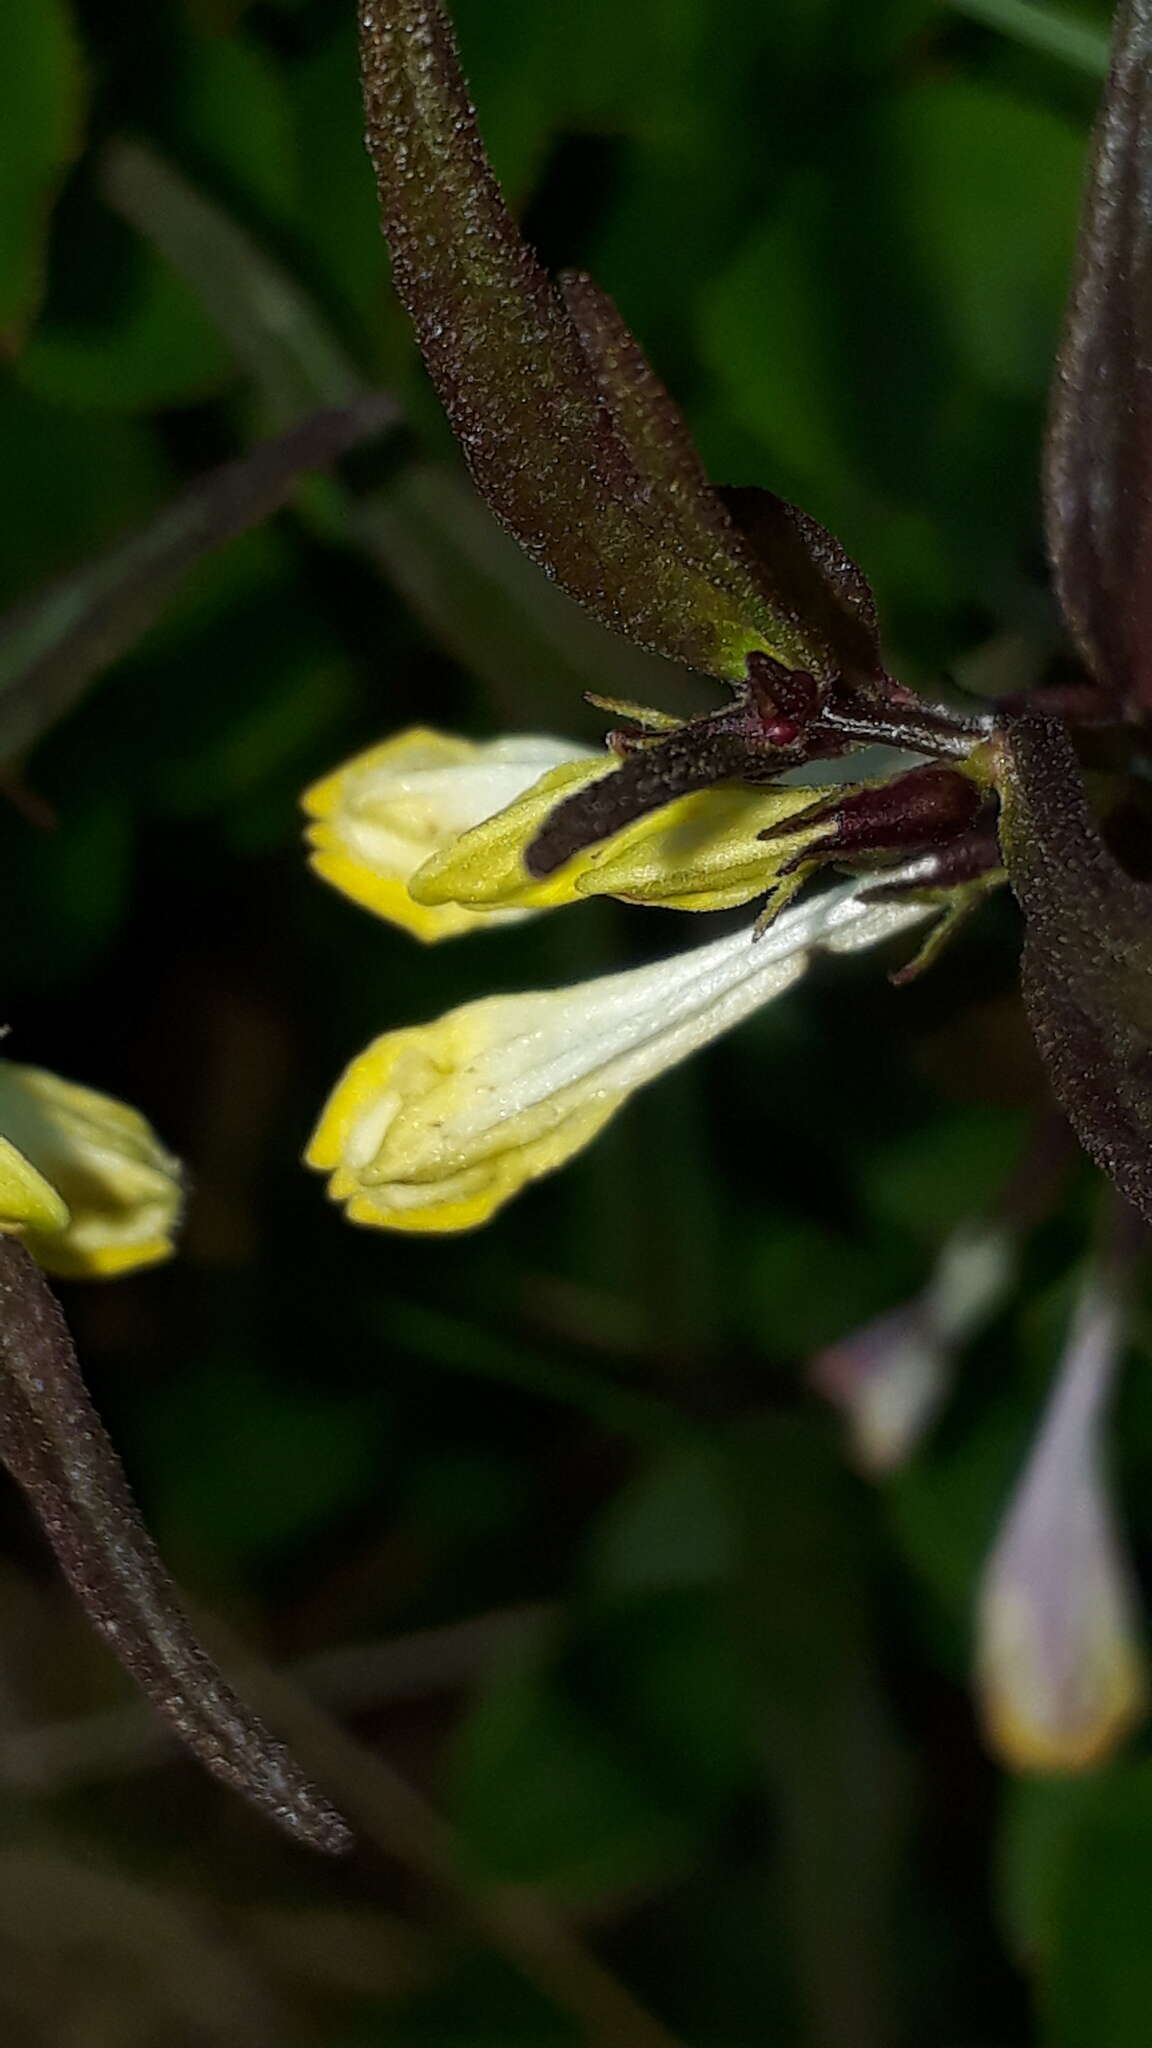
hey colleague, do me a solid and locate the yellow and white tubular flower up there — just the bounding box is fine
[302,727,598,941]
[0,1062,183,1279]
[975,1266,1147,1773]
[307,877,933,1233]
[304,724,849,937]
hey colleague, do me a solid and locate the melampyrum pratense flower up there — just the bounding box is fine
[299,0,1152,1777]
[305,0,1152,1249]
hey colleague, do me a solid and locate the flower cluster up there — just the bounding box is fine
[299,0,1152,1799]
[303,727,935,1232]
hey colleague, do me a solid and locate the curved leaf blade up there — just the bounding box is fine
[356,0,826,681]
[997,712,1152,1221]
[1046,0,1152,714]
[0,1240,351,1853]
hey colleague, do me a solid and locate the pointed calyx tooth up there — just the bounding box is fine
[771,765,988,864]
[522,669,836,878]
[523,726,757,877]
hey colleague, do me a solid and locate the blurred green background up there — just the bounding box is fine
[3,0,1151,2042]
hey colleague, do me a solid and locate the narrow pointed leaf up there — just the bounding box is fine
[0,1239,351,1852]
[357,0,826,681]
[0,397,398,761]
[997,712,1152,1222]
[103,138,365,423]
[1046,0,1152,714]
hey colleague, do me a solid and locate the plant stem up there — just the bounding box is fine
[0,1239,349,1854]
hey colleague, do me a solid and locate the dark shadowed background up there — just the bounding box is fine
[1,0,1147,2042]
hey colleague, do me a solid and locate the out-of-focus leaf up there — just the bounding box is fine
[996,713,1152,1224]
[998,1772,1095,1970]
[584,1444,737,1596]
[701,68,1083,655]
[0,788,132,990]
[0,396,398,762]
[138,1363,390,1573]
[892,80,1084,397]
[859,1106,1026,1245]
[285,19,397,339]
[104,139,363,423]
[1001,1762,1152,2046]
[950,0,1110,76]
[740,1218,899,1356]
[357,0,871,684]
[1046,0,1152,713]
[105,140,702,718]
[572,1595,751,1816]
[167,27,296,222]
[17,225,232,414]
[886,1337,1044,1656]
[388,1953,575,2047]
[0,388,162,611]
[0,0,83,351]
[451,1656,692,1892]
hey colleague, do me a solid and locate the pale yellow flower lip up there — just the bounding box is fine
[303,726,594,940]
[307,878,933,1234]
[0,1062,184,1280]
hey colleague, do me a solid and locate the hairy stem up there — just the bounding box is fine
[0,1238,350,1854]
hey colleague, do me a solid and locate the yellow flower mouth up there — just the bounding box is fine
[306,878,932,1233]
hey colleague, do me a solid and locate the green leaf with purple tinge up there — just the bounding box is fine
[357,0,873,686]
[996,713,1152,1226]
[1046,0,1152,716]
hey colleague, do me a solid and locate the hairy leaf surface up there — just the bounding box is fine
[997,713,1152,1222]
[1046,0,1152,714]
[357,0,868,684]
